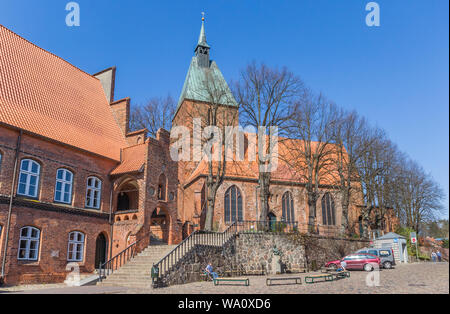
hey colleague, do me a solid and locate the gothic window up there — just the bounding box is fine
[18,226,40,261]
[86,176,102,209]
[54,169,73,204]
[321,193,336,225]
[282,192,295,222]
[158,174,167,201]
[224,185,243,223]
[67,231,85,262]
[17,159,41,198]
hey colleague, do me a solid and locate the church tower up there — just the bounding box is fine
[172,15,238,127]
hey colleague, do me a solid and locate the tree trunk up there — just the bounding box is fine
[307,190,317,233]
[340,188,350,236]
[204,181,216,231]
[361,206,372,239]
[258,171,270,228]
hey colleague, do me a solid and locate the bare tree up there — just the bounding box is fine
[356,127,402,238]
[130,95,176,137]
[234,63,304,223]
[391,159,444,235]
[329,110,371,236]
[286,90,339,233]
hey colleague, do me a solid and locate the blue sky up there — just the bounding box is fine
[1,0,448,218]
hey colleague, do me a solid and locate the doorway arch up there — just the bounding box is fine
[95,233,108,269]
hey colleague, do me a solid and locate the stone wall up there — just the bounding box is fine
[157,233,370,287]
[160,236,237,287]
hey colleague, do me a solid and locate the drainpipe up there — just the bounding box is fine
[1,130,22,284]
[108,184,114,261]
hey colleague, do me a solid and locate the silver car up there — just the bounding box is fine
[356,247,396,269]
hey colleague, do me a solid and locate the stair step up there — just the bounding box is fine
[97,243,180,288]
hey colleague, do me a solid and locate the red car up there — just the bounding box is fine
[325,253,381,272]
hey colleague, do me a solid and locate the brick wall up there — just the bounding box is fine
[0,126,117,285]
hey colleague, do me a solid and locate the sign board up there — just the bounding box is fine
[393,238,398,243]
[410,232,417,243]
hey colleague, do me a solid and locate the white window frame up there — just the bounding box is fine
[85,176,102,209]
[54,168,73,204]
[17,226,40,261]
[17,159,41,198]
[67,231,85,262]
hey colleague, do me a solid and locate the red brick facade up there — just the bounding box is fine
[0,23,366,286]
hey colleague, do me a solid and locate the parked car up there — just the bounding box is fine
[355,247,395,269]
[325,254,381,272]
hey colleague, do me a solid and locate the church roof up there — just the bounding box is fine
[176,20,237,113]
[176,58,237,110]
[0,24,128,161]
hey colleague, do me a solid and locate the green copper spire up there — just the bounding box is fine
[175,15,237,117]
[197,13,208,47]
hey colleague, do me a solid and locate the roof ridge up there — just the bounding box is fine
[0,24,99,81]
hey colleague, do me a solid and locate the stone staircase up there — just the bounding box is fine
[97,244,176,289]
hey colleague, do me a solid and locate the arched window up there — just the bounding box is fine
[224,185,243,223]
[321,193,336,225]
[18,226,40,261]
[67,231,85,262]
[17,159,41,198]
[54,169,73,204]
[158,174,167,201]
[282,192,295,222]
[86,176,102,209]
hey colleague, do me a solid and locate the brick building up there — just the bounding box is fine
[0,20,365,285]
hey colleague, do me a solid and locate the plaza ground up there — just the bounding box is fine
[1,262,448,294]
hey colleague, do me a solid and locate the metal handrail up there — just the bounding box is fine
[98,230,151,281]
[152,222,238,283]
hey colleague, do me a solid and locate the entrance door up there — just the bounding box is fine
[95,233,107,269]
[267,212,277,231]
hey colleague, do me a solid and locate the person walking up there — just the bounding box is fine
[436,250,442,262]
[431,251,437,263]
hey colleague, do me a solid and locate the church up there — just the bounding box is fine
[0,19,372,285]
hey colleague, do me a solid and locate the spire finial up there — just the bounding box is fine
[197,13,208,47]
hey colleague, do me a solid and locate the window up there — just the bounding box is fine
[158,174,167,201]
[224,185,243,223]
[368,250,379,256]
[67,231,85,262]
[282,192,295,222]
[54,169,73,204]
[86,177,102,209]
[17,159,40,198]
[321,193,336,225]
[0,151,3,171]
[18,226,40,261]
[379,250,391,257]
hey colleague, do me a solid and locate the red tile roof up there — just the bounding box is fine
[0,25,127,161]
[110,143,147,175]
[184,134,341,186]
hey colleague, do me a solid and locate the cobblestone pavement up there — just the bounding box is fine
[2,263,448,294]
